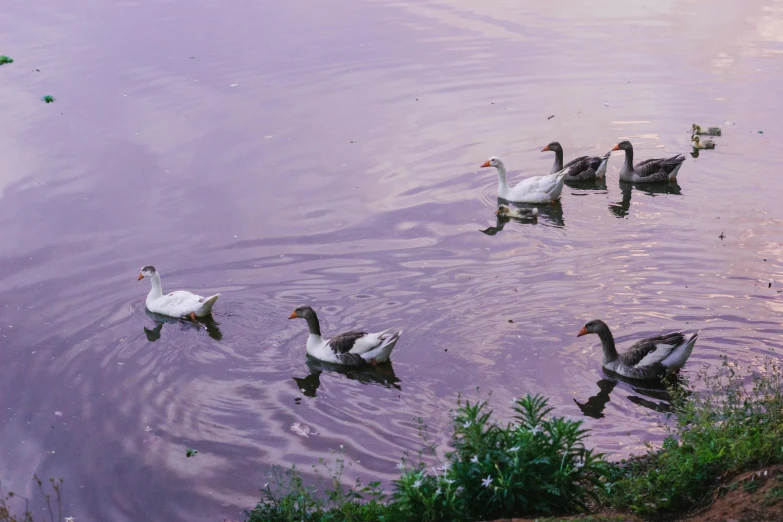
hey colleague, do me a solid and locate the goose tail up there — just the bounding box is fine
[363,330,402,364]
[197,293,220,317]
[663,331,699,372]
[596,151,611,178]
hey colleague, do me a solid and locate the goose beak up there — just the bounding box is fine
[480,160,491,168]
[611,144,620,151]
[288,311,298,319]
[577,326,588,337]
[541,145,549,152]
[137,273,144,281]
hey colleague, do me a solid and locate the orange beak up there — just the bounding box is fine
[137,273,144,281]
[541,145,549,152]
[611,144,620,151]
[288,310,298,319]
[577,326,588,337]
[480,160,491,168]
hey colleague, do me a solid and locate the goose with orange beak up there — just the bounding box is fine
[577,319,699,380]
[610,140,685,183]
[137,265,220,321]
[480,156,572,204]
[288,305,402,366]
[541,141,610,181]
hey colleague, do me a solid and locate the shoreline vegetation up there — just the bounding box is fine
[4,359,783,522]
[247,358,783,522]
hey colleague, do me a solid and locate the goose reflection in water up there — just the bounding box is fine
[481,199,564,235]
[609,181,682,219]
[292,357,401,398]
[574,373,683,419]
[564,177,608,193]
[143,309,223,341]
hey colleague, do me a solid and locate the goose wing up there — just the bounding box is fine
[619,332,687,368]
[152,290,204,315]
[328,329,391,355]
[633,155,685,181]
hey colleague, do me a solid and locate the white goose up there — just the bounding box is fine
[480,156,571,204]
[137,265,220,320]
[288,305,402,366]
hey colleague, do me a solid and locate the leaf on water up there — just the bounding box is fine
[186,448,198,457]
[0,56,13,65]
[290,422,311,438]
[41,95,56,103]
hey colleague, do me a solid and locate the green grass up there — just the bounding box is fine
[248,359,783,521]
[247,394,609,521]
[0,56,12,65]
[40,95,55,104]
[605,357,783,515]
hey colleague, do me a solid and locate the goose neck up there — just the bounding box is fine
[147,273,164,300]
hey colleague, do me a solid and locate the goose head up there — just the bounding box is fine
[480,156,504,169]
[691,124,701,133]
[541,141,562,153]
[691,135,700,146]
[288,305,316,320]
[611,140,632,152]
[495,204,511,217]
[138,265,157,281]
[577,319,609,337]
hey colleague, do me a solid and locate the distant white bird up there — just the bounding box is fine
[137,265,219,320]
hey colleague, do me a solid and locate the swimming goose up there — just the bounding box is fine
[496,204,538,219]
[691,135,715,150]
[692,124,721,136]
[480,156,571,203]
[577,319,699,380]
[288,305,402,366]
[541,142,610,181]
[137,265,219,320]
[611,141,685,183]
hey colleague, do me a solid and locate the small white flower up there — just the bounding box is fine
[470,455,479,464]
[531,426,541,435]
[412,479,422,489]
[444,478,455,485]
[435,487,442,496]
[509,446,520,453]
[438,463,450,472]
[463,420,471,428]
[481,475,493,488]
[65,518,75,522]
[574,460,585,468]
[396,462,405,470]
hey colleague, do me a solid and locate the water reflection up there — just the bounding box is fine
[609,181,682,219]
[143,310,223,341]
[292,357,401,398]
[564,178,608,193]
[575,374,678,419]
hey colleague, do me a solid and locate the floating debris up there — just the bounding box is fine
[41,95,55,103]
[719,232,725,240]
[547,114,555,120]
[508,319,515,323]
[290,422,311,438]
[0,56,13,65]
[186,448,198,457]
[758,130,764,134]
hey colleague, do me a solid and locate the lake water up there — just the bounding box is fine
[2,0,783,520]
